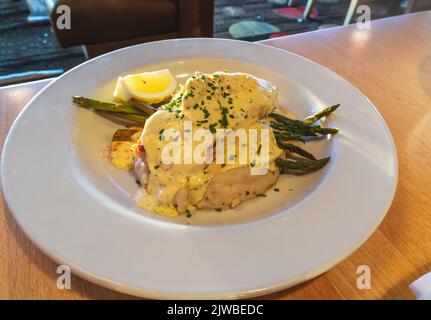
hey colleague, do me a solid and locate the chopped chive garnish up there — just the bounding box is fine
[209,123,217,134]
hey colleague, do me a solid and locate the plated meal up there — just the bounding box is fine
[73,69,339,217]
[1,38,397,298]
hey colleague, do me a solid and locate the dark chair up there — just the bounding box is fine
[49,0,214,57]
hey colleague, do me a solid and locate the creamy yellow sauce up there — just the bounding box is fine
[136,72,283,216]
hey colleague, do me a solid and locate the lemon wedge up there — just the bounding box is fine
[113,69,177,104]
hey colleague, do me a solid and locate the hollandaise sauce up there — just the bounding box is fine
[135,72,283,216]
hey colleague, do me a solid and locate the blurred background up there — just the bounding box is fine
[1,0,430,86]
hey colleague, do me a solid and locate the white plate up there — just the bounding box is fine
[1,39,397,299]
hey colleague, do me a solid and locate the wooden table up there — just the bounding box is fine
[1,11,431,299]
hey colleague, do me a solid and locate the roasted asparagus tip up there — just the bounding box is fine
[304,104,340,124]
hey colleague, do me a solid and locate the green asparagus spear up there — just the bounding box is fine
[270,107,339,175]
[269,113,308,127]
[96,111,148,127]
[276,140,316,160]
[308,126,339,135]
[272,122,338,137]
[273,131,306,143]
[270,122,316,135]
[304,104,340,124]
[72,96,145,115]
[130,99,157,114]
[270,113,338,137]
[275,157,330,175]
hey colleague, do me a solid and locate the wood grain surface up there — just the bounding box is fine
[1,11,431,299]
